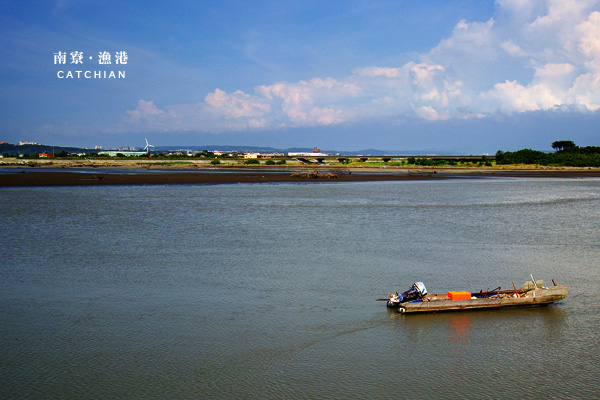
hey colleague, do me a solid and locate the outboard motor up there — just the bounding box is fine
[398,282,427,302]
[388,282,427,307]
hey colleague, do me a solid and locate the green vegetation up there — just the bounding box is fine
[408,158,448,167]
[551,140,577,152]
[496,141,600,167]
[147,161,195,165]
[193,151,218,158]
[4,140,598,169]
[388,161,406,167]
[403,157,484,167]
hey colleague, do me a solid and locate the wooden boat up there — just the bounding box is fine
[380,278,567,314]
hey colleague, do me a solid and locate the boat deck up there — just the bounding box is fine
[390,285,568,313]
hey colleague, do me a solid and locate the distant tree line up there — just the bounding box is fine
[496,141,600,167]
[403,156,492,167]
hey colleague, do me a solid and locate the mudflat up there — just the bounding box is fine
[1,161,600,187]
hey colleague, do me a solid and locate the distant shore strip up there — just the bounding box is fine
[56,70,125,79]
[2,167,600,187]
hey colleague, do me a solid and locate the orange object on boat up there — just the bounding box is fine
[448,291,471,301]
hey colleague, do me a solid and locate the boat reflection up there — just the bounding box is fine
[448,314,471,348]
[387,304,567,353]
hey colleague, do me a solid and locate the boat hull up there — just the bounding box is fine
[390,285,567,313]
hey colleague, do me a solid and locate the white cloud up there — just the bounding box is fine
[354,67,403,78]
[125,100,164,123]
[431,18,496,58]
[416,105,448,121]
[577,11,600,69]
[123,0,600,134]
[483,80,563,112]
[500,40,528,57]
[204,89,271,119]
[255,77,359,126]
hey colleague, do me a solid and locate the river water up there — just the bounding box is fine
[1,178,599,399]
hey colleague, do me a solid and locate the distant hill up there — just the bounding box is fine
[156,145,437,155]
[157,145,293,154]
[1,141,446,157]
[0,142,99,156]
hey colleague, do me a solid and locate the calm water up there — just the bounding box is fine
[1,178,599,399]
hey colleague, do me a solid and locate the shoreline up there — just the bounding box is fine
[2,163,600,187]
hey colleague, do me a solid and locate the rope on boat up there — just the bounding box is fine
[433,299,449,313]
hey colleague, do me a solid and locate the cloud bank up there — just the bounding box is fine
[124,0,600,134]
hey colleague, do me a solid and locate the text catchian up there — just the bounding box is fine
[57,70,126,79]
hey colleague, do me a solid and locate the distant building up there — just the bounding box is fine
[288,151,328,157]
[288,146,327,157]
[243,152,282,159]
[98,151,147,157]
[39,152,54,158]
[19,141,39,145]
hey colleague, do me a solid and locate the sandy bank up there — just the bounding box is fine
[1,164,600,187]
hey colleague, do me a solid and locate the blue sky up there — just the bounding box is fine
[1,0,600,153]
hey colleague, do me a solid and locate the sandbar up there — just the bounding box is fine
[1,164,599,187]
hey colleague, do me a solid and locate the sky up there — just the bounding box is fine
[1,0,600,153]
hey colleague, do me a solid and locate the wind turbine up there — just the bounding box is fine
[143,138,154,155]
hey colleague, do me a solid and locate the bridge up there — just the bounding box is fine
[283,154,494,164]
